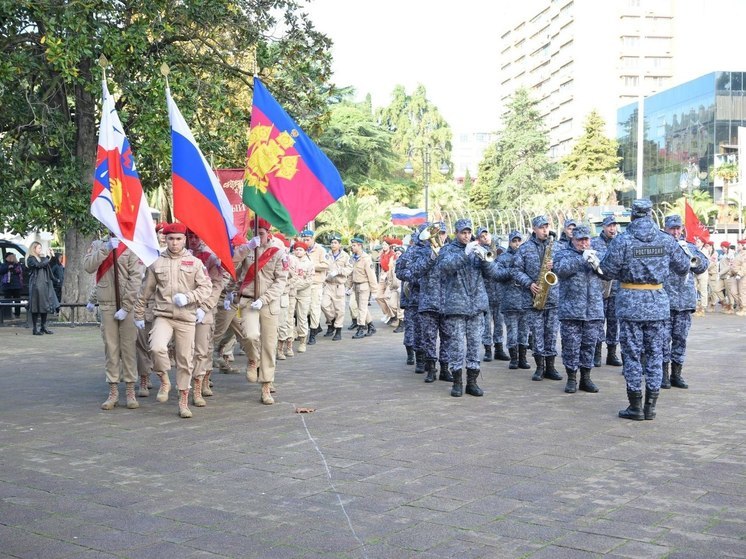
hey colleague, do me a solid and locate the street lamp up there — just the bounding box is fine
[403,145,449,219]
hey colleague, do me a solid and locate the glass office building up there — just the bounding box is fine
[617,71,746,206]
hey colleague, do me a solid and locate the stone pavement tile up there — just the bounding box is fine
[0,501,52,527]
[121,540,215,559]
[604,539,672,559]
[180,530,267,557]
[425,507,494,531]
[454,529,544,557]
[457,494,524,516]
[551,531,628,554]
[705,518,746,539]
[567,517,668,543]
[528,545,603,558]
[476,517,566,543]
[407,494,468,513]
[155,503,247,526]
[381,521,463,552]
[602,505,671,526]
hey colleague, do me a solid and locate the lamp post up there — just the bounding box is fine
[404,145,449,219]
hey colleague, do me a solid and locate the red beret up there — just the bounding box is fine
[382,237,394,245]
[249,217,272,231]
[389,238,403,246]
[293,241,308,251]
[721,241,731,248]
[739,239,746,245]
[274,233,291,248]
[163,223,187,235]
[155,222,166,232]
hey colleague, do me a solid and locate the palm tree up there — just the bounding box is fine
[314,193,409,244]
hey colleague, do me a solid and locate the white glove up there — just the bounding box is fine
[134,319,145,330]
[465,241,479,255]
[678,239,688,249]
[86,302,96,312]
[173,293,188,307]
[108,237,120,250]
[223,299,232,310]
[196,308,206,323]
[246,236,260,250]
[224,291,233,304]
[327,270,338,280]
[345,288,352,296]
[250,299,263,310]
[113,308,128,321]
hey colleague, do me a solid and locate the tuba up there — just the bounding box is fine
[418,224,444,256]
[533,234,557,310]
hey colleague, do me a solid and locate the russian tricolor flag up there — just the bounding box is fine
[91,79,160,266]
[391,208,427,227]
[167,87,238,279]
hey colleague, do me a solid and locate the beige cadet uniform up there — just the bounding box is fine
[707,252,725,309]
[287,253,314,345]
[83,241,143,394]
[322,249,352,329]
[234,237,288,384]
[732,248,746,314]
[350,251,377,326]
[375,248,395,319]
[306,242,328,331]
[387,253,404,325]
[720,255,738,312]
[134,248,212,393]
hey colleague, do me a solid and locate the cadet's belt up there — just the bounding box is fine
[620,283,663,290]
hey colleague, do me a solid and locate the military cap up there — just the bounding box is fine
[631,199,653,217]
[476,226,489,237]
[721,241,731,249]
[664,214,683,228]
[250,217,272,230]
[532,215,549,227]
[601,215,618,227]
[572,225,591,239]
[163,222,187,235]
[454,218,473,233]
[330,233,342,242]
[300,229,314,237]
[293,241,308,251]
[437,221,447,233]
[508,229,524,241]
[564,218,578,228]
[739,239,746,245]
[351,236,365,244]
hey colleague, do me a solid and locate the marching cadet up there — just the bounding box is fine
[133,223,212,418]
[349,236,378,339]
[387,243,406,332]
[394,225,426,368]
[476,226,510,362]
[590,215,623,367]
[661,215,709,389]
[375,238,396,325]
[83,233,144,410]
[497,230,532,370]
[731,239,746,315]
[272,233,293,359]
[321,233,352,341]
[553,225,604,394]
[286,240,314,353]
[300,229,328,345]
[599,200,690,421]
[186,230,226,407]
[512,215,562,382]
[704,242,725,312]
[233,218,288,404]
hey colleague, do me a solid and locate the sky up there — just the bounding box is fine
[307,0,515,133]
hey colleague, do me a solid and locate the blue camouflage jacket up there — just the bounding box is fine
[511,234,558,309]
[663,236,709,311]
[590,231,619,299]
[598,216,690,321]
[482,243,504,305]
[553,246,605,320]
[394,246,418,309]
[407,240,442,313]
[437,238,491,316]
[495,247,522,312]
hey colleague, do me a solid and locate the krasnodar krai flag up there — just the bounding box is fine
[243,77,345,236]
[167,86,238,279]
[91,79,160,266]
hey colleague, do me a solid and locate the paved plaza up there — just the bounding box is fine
[1,310,745,558]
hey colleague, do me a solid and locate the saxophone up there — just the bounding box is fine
[533,234,558,310]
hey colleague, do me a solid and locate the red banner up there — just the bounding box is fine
[684,199,710,244]
[214,169,252,243]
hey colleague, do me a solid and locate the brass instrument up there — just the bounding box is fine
[533,234,557,310]
[677,239,700,269]
[418,224,444,256]
[473,245,495,262]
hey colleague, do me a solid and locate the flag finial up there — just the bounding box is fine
[98,54,108,68]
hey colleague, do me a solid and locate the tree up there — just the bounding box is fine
[559,110,620,179]
[472,88,556,210]
[530,171,635,211]
[314,193,406,243]
[0,0,336,305]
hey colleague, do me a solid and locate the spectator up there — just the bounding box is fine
[26,241,59,335]
[0,253,25,317]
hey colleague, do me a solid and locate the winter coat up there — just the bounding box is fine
[437,238,490,317]
[553,246,605,321]
[512,234,558,309]
[663,237,708,311]
[27,255,59,313]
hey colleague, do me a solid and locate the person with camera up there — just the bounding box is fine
[0,252,24,318]
[26,241,59,336]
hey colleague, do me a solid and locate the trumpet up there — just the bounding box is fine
[473,245,495,262]
[418,224,444,256]
[677,240,701,269]
[582,249,603,275]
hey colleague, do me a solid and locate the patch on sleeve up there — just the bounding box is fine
[632,246,666,258]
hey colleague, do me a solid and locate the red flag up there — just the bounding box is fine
[684,199,710,244]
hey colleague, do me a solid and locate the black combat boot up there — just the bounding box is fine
[531,354,545,381]
[578,367,599,393]
[439,361,453,382]
[494,343,510,361]
[414,351,425,374]
[40,314,53,334]
[593,342,602,367]
[644,389,659,420]
[323,324,335,337]
[508,347,518,370]
[465,369,483,396]
[405,346,415,365]
[365,322,376,337]
[424,360,437,383]
[660,361,671,389]
[393,320,404,333]
[618,390,644,421]
[564,368,577,393]
[352,326,366,339]
[670,362,688,389]
[518,345,531,369]
[543,356,562,381]
[527,332,534,350]
[450,369,463,397]
[332,328,342,341]
[347,319,358,331]
[308,331,317,345]
[483,344,493,362]
[606,344,622,366]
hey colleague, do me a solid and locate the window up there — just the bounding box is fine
[621,36,640,48]
[621,56,639,70]
[623,75,639,87]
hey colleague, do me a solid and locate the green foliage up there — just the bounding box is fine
[661,190,719,223]
[559,110,620,180]
[473,88,556,210]
[529,171,635,211]
[314,193,407,242]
